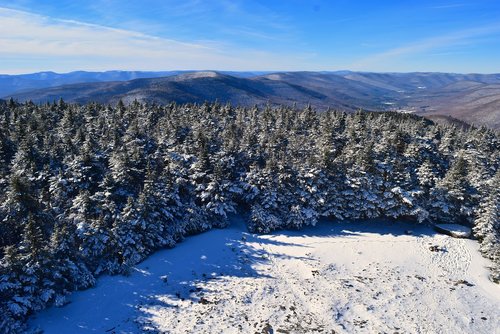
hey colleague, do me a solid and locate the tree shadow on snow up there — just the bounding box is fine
[276,218,437,240]
[131,215,315,332]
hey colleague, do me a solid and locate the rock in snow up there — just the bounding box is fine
[434,224,472,238]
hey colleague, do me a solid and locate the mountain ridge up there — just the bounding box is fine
[4,70,500,128]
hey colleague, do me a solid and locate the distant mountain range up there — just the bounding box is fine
[0,71,177,97]
[3,70,500,129]
[0,70,273,97]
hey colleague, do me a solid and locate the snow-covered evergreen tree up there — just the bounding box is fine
[473,171,500,281]
[112,197,147,270]
[430,155,472,223]
[0,175,38,247]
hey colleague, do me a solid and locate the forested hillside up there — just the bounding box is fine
[6,71,500,129]
[0,99,498,333]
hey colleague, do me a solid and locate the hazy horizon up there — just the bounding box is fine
[2,69,500,77]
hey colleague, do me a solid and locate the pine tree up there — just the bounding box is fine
[0,246,27,334]
[112,197,146,270]
[473,171,499,281]
[48,222,94,305]
[0,175,38,247]
[18,213,54,312]
[430,155,472,223]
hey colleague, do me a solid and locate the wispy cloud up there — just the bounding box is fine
[87,0,294,42]
[0,7,210,54]
[350,24,500,70]
[0,7,310,73]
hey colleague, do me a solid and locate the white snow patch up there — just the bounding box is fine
[175,71,219,80]
[30,218,500,334]
[265,74,285,80]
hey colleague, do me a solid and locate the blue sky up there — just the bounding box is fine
[1,0,499,74]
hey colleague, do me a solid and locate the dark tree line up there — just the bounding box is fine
[0,99,498,333]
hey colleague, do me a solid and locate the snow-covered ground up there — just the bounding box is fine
[30,217,500,334]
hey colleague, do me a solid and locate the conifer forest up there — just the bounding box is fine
[0,99,498,333]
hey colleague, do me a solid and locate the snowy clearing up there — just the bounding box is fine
[30,217,500,334]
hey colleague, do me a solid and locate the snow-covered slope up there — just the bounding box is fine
[29,217,500,334]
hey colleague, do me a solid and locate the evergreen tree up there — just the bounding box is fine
[112,197,147,270]
[473,171,500,277]
[430,155,472,223]
[0,175,38,247]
